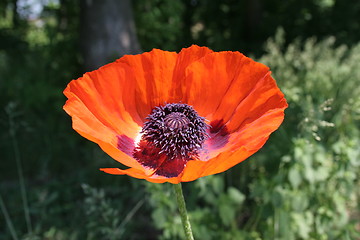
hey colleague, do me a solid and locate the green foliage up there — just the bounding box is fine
[133,0,360,53]
[134,0,185,52]
[146,177,248,240]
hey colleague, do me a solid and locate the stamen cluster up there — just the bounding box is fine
[139,103,208,160]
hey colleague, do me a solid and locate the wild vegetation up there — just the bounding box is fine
[1,1,359,239]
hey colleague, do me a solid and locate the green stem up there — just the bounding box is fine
[173,183,194,240]
[7,105,32,234]
[0,193,19,240]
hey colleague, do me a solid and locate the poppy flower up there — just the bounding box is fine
[63,45,287,184]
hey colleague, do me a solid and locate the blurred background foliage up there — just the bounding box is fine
[0,0,359,239]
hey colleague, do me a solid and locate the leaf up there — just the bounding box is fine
[271,188,283,207]
[228,187,245,204]
[288,167,302,188]
[219,201,235,227]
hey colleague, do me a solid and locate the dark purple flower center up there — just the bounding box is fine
[138,103,208,160]
[164,112,190,130]
[132,103,208,177]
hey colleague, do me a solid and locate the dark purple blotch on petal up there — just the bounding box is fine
[117,135,135,157]
[206,119,230,150]
[154,157,188,178]
[133,140,188,178]
[133,140,166,169]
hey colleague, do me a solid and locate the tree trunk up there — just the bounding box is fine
[80,0,141,71]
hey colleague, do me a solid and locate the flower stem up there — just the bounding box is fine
[173,183,194,240]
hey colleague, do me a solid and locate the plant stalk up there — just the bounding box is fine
[173,183,194,240]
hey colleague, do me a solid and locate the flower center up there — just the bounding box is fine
[134,103,208,161]
[164,112,190,130]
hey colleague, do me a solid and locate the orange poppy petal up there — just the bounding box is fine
[226,72,287,134]
[181,146,254,181]
[183,51,269,119]
[116,45,213,123]
[117,49,178,122]
[64,64,140,139]
[177,59,287,180]
[179,50,286,163]
[63,92,143,170]
[174,45,214,79]
[181,106,286,180]
[199,72,287,157]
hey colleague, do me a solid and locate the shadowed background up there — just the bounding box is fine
[1,0,359,239]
